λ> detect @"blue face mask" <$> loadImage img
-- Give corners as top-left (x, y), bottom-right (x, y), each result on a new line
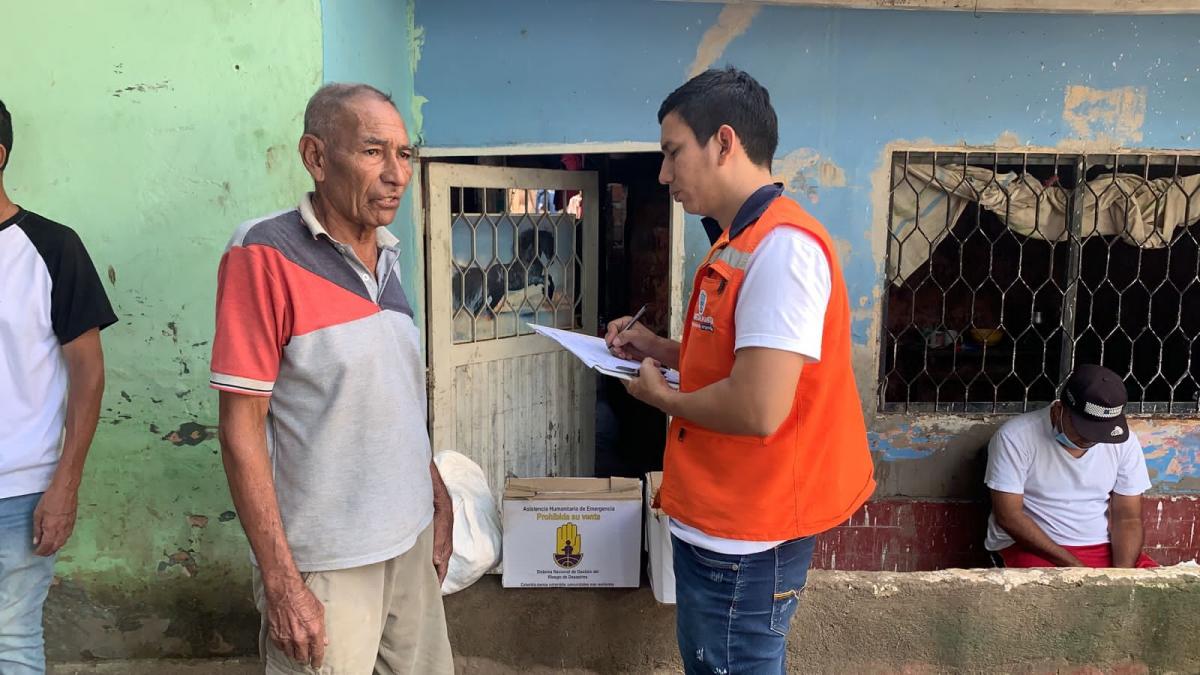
top-left (1056, 429), bottom-right (1084, 451)
top-left (1054, 410), bottom-right (1085, 451)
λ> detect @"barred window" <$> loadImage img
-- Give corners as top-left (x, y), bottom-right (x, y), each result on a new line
top-left (880, 151), bottom-right (1200, 414)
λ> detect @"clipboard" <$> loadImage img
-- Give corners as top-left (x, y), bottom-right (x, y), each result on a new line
top-left (529, 324), bottom-right (680, 390)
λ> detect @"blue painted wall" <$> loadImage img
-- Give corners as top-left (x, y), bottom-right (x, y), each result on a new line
top-left (322, 0), bottom-right (425, 340)
top-left (410, 0), bottom-right (1200, 494)
top-left (416, 3), bottom-right (1200, 146)
top-left (415, 2), bottom-right (1200, 316)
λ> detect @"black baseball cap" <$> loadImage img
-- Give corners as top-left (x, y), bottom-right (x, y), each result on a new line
top-left (1061, 364), bottom-right (1130, 444)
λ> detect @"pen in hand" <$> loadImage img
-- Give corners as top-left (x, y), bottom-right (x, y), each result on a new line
top-left (609, 304), bottom-right (648, 355)
top-left (617, 304), bottom-right (647, 338)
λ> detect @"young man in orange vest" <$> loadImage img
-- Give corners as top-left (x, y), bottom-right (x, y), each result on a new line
top-left (607, 67), bottom-right (876, 673)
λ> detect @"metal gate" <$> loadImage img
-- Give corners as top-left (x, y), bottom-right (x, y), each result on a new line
top-left (425, 162), bottom-right (600, 500)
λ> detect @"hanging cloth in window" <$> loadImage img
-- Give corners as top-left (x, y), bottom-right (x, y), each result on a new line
top-left (889, 164), bottom-right (1200, 285)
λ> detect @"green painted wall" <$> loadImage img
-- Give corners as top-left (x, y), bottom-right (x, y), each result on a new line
top-left (6, 0), bottom-right (321, 616)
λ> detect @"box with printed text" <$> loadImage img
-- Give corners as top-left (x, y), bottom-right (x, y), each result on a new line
top-left (502, 477), bottom-right (642, 588)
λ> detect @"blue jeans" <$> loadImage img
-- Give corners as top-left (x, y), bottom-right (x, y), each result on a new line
top-left (0, 493), bottom-right (56, 675)
top-left (672, 534), bottom-right (816, 675)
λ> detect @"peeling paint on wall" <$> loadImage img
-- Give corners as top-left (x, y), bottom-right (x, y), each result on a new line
top-left (850, 285), bottom-right (882, 351)
top-left (1062, 85), bottom-right (1147, 145)
top-left (820, 160), bottom-right (848, 188)
top-left (995, 130), bottom-right (1023, 147)
top-left (871, 421), bottom-right (961, 460)
top-left (1135, 420), bottom-right (1200, 491)
top-left (687, 4), bottom-right (761, 79)
top-left (774, 148), bottom-right (848, 205)
top-left (831, 236), bottom-right (854, 266)
top-left (776, 148), bottom-right (822, 202)
top-left (162, 422), bottom-right (217, 447)
top-left (407, 0), bottom-right (427, 143)
top-left (158, 549), bottom-right (199, 577)
top-left (111, 81), bottom-right (172, 98)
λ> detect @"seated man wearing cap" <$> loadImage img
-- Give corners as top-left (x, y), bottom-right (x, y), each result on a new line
top-left (985, 364), bottom-right (1157, 568)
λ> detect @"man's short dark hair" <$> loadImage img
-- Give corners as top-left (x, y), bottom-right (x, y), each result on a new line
top-left (0, 99), bottom-right (12, 172)
top-left (303, 83), bottom-right (396, 142)
top-left (657, 67), bottom-right (778, 170)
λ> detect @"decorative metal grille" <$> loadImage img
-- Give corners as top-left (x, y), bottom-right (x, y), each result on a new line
top-left (881, 151), bottom-right (1200, 415)
top-left (450, 187), bottom-right (584, 344)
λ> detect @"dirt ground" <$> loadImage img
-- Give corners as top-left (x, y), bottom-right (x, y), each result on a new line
top-left (51, 661), bottom-right (260, 675)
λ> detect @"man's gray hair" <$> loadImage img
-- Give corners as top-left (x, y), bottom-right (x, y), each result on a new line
top-left (303, 83), bottom-right (396, 141)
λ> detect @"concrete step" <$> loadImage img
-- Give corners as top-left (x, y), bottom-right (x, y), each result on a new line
top-left (47, 567), bottom-right (1200, 673)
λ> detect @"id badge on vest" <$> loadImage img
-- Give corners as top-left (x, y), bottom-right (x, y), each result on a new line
top-left (692, 269), bottom-right (729, 335)
top-left (686, 262), bottom-right (737, 380)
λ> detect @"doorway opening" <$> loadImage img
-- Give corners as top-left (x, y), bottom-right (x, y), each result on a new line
top-left (422, 150), bottom-right (674, 488)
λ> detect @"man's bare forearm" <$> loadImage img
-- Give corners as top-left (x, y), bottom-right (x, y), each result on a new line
top-left (430, 459), bottom-right (451, 510)
top-left (649, 348), bottom-right (804, 438)
top-left (54, 330), bottom-right (106, 489)
top-left (1110, 518), bottom-right (1143, 568)
top-left (218, 394), bottom-right (300, 593)
top-left (657, 377), bottom-right (768, 436)
top-left (998, 510), bottom-right (1082, 566)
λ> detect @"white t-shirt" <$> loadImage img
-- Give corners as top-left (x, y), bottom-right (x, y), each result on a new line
top-left (984, 407), bottom-right (1152, 552)
top-left (1, 210), bottom-right (116, 499)
top-left (669, 227), bottom-right (832, 554)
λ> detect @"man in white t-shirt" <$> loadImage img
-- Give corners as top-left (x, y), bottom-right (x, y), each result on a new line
top-left (985, 364), bottom-right (1157, 568)
top-left (1, 98), bottom-right (116, 673)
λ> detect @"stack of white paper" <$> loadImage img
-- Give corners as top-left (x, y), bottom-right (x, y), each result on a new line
top-left (529, 324), bottom-right (680, 389)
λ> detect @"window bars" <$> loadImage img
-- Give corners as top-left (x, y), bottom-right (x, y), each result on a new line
top-left (449, 187), bottom-right (584, 344)
top-left (881, 151), bottom-right (1200, 415)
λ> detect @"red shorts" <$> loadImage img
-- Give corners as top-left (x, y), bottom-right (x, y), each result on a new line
top-left (998, 542), bottom-right (1158, 568)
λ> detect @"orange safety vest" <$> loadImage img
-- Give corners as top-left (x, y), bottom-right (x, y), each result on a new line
top-left (659, 193), bottom-right (876, 541)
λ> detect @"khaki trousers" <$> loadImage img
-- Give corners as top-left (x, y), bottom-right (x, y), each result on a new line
top-left (253, 524), bottom-right (453, 674)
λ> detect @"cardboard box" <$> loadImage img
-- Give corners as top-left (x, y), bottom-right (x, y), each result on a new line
top-left (644, 471), bottom-right (676, 604)
top-left (502, 477), bottom-right (642, 588)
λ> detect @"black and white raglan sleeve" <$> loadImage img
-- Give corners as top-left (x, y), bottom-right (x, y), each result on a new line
top-left (20, 217), bottom-right (118, 344)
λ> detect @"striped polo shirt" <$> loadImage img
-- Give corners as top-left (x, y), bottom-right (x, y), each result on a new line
top-left (210, 194), bottom-right (433, 571)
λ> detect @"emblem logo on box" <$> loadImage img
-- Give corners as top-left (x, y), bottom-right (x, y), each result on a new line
top-left (554, 522), bottom-right (583, 569)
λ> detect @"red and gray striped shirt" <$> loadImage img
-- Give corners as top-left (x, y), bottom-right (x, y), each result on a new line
top-left (210, 194), bottom-right (433, 571)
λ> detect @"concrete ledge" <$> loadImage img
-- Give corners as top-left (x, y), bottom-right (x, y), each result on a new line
top-left (798, 567), bottom-right (1200, 674)
top-left (49, 567), bottom-right (1200, 673)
